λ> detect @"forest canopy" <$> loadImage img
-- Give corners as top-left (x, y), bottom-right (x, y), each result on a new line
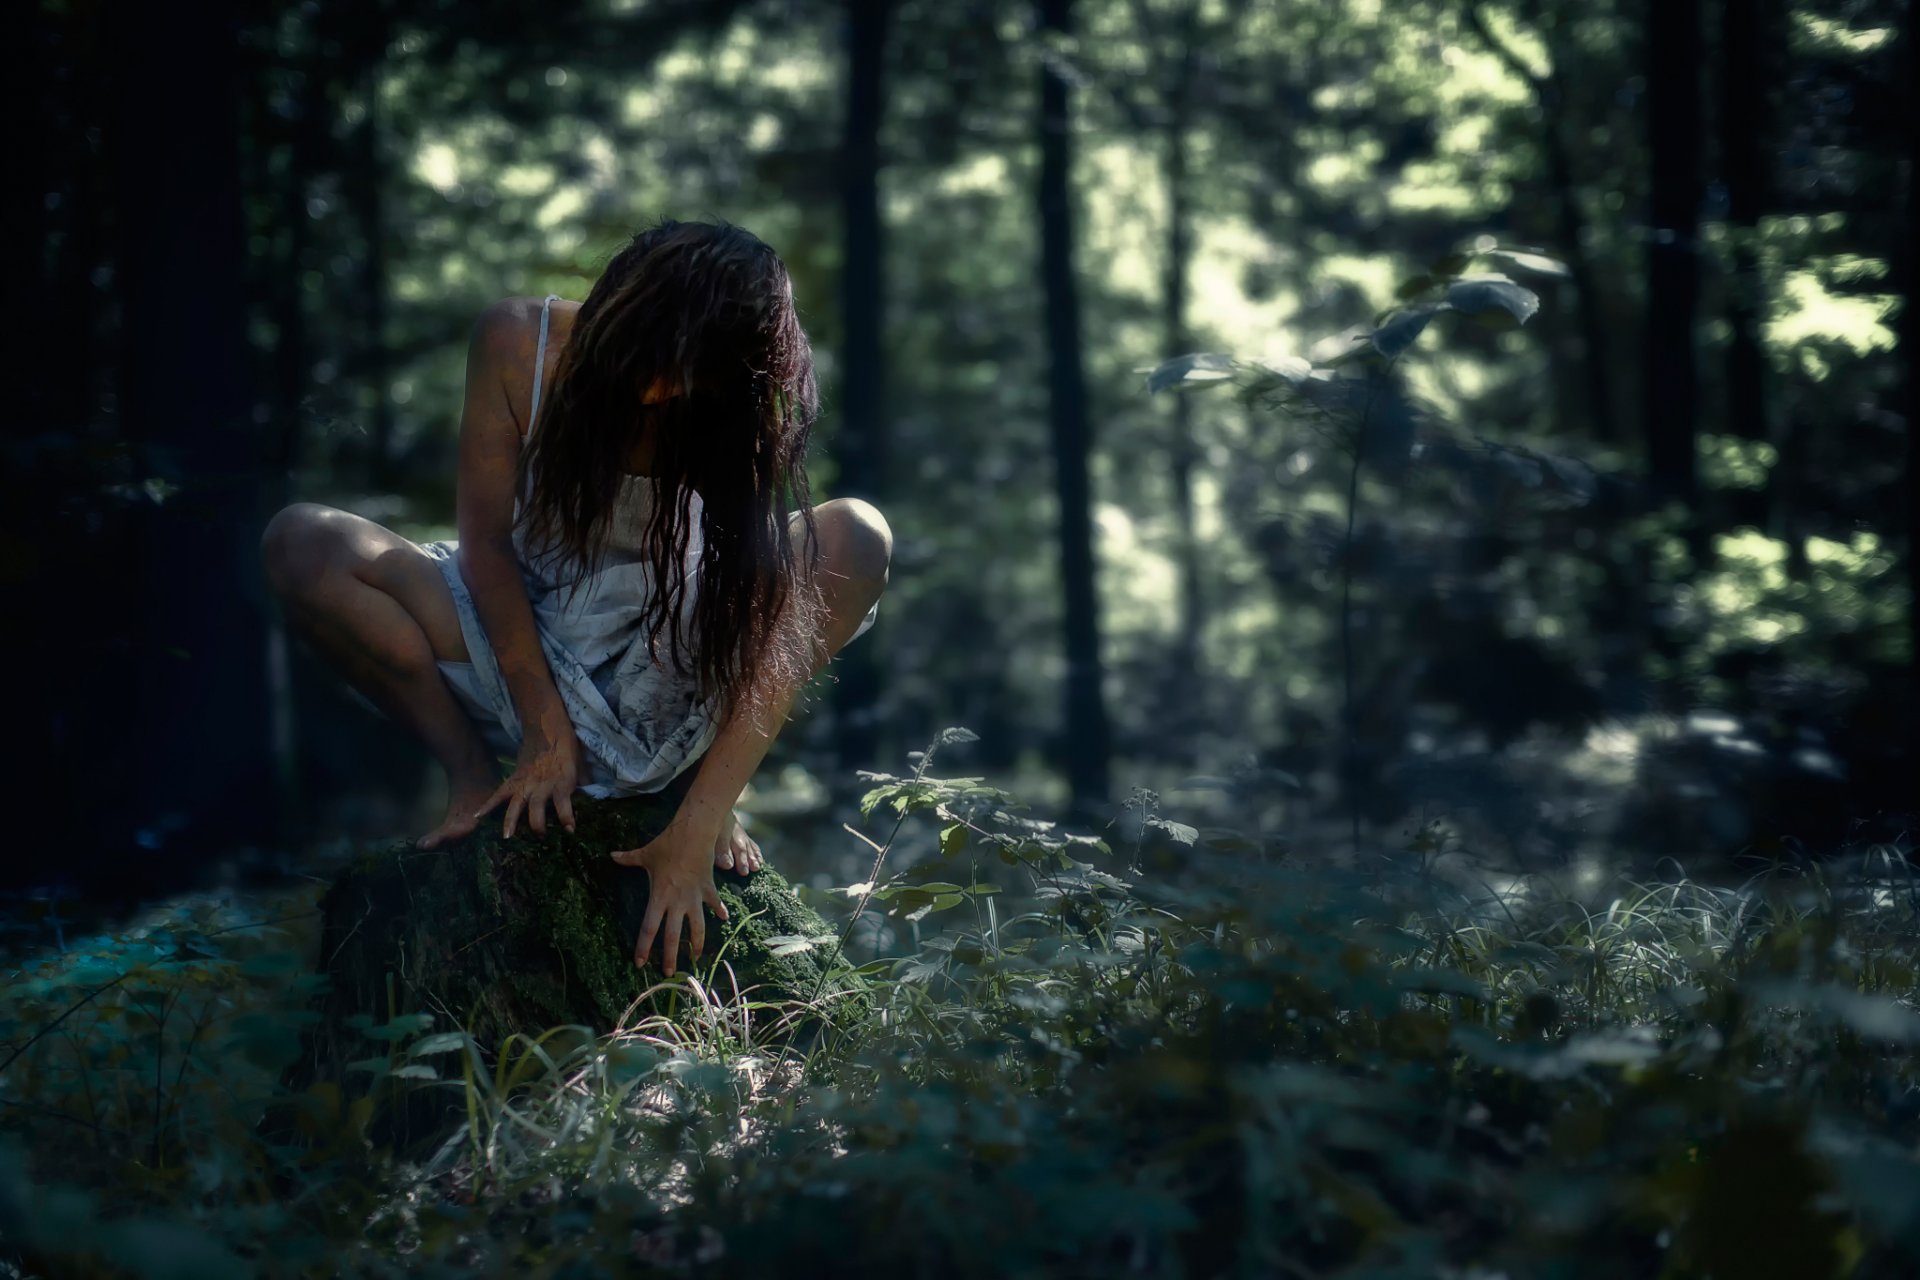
top-left (2, 0), bottom-right (1915, 1274)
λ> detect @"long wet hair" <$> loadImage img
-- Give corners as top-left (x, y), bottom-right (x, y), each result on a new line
top-left (515, 219), bottom-right (823, 723)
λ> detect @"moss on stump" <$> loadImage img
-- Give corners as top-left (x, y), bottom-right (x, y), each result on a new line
top-left (307, 781), bottom-right (861, 1092)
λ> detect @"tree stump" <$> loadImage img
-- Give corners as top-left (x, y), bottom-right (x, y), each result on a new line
top-left (301, 778), bottom-right (861, 1129)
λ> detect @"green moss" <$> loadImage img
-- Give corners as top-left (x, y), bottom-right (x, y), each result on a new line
top-left (306, 788), bottom-right (865, 1103)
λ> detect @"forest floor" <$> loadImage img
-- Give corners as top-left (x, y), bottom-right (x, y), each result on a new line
top-left (4, 755), bottom-right (1919, 1277)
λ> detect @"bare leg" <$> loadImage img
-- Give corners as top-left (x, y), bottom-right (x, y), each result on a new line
top-left (261, 503), bottom-right (503, 848)
top-left (712, 497), bottom-right (893, 875)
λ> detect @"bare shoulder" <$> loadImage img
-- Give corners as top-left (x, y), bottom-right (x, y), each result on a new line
top-left (466, 295), bottom-right (578, 437)
top-left (469, 296), bottom-right (536, 358)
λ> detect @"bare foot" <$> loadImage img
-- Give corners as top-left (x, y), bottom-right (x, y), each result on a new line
top-left (713, 812), bottom-right (762, 875)
top-left (417, 778), bottom-right (499, 850)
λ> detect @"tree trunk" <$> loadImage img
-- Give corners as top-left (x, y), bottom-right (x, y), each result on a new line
top-left (1037, 0), bottom-right (1112, 813)
top-left (832, 0), bottom-right (892, 773)
top-left (1645, 0), bottom-right (1703, 509)
top-left (1478, 1), bottom-right (1620, 444)
top-left (303, 784), bottom-right (864, 1146)
top-left (1901, 5), bottom-right (1919, 774)
top-left (345, 2), bottom-right (395, 489)
top-left (1161, 27), bottom-right (1204, 696)
top-left (1538, 81), bottom-right (1618, 445)
top-left (260, 15), bottom-right (331, 833)
top-left (1722, 0), bottom-right (1778, 530)
top-left (108, 0), bottom-right (280, 873)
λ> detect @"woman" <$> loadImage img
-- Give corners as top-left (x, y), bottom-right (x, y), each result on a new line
top-left (261, 219), bottom-right (891, 975)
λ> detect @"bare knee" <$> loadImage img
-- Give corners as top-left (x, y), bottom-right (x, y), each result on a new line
top-left (261, 502), bottom-right (350, 602)
top-left (812, 498), bottom-right (892, 601)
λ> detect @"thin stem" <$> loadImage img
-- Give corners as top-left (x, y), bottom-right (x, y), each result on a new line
top-left (776, 741), bottom-right (943, 1073)
top-left (1339, 357), bottom-right (1399, 860)
top-left (0, 970), bottom-right (133, 1080)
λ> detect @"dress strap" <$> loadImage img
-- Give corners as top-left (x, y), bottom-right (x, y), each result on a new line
top-left (528, 293), bottom-right (562, 435)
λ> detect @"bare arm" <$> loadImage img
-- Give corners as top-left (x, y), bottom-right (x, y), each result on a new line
top-left (454, 299), bottom-right (584, 837)
top-left (614, 533), bottom-right (883, 974)
top-left (609, 640), bottom-right (815, 976)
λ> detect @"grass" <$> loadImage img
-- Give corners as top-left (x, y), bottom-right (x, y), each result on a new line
top-left (2, 752), bottom-right (1918, 1278)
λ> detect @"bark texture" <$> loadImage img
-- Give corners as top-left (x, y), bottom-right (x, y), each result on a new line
top-left (302, 784), bottom-right (863, 1127)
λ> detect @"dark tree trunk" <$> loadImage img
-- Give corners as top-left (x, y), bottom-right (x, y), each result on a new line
top-left (345, 3), bottom-right (395, 489)
top-left (1538, 81), bottom-right (1618, 445)
top-left (300, 785), bottom-right (865, 1148)
top-left (1645, 0), bottom-right (1703, 508)
top-left (832, 0), bottom-right (892, 773)
top-left (1464, 3), bottom-right (1618, 443)
top-left (1902, 5), bottom-right (1920, 771)
top-left (1722, 0), bottom-right (1779, 530)
top-left (1161, 24), bottom-right (1204, 689)
top-left (259, 13), bottom-right (334, 832)
top-left (1037, 0), bottom-right (1112, 812)
top-left (4, 5), bottom-right (55, 421)
top-left (108, 0), bottom-right (279, 872)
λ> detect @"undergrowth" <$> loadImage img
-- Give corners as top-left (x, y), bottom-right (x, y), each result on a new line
top-left (3, 732), bottom-right (1919, 1277)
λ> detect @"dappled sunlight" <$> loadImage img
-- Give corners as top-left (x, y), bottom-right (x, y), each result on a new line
top-left (11, 0), bottom-right (1915, 1270)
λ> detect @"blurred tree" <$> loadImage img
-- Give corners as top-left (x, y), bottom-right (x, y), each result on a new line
top-left (1720, 0), bottom-right (1780, 500)
top-left (109, 0), bottom-right (279, 871)
top-left (1038, 0), bottom-right (1111, 812)
top-left (1116, 0), bottom-right (1210, 686)
top-left (1462, 0), bottom-right (1621, 444)
top-left (831, 0), bottom-right (895, 772)
top-left (1902, 0), bottom-right (1919, 754)
top-left (345, 0), bottom-right (397, 489)
top-left (1646, 0), bottom-right (1702, 508)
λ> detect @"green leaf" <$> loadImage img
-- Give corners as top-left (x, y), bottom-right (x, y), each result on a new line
top-left (904, 893), bottom-right (966, 924)
top-left (1444, 275), bottom-right (1540, 325)
top-left (1371, 306), bottom-right (1442, 359)
top-left (237, 951), bottom-right (304, 978)
top-left (939, 822), bottom-right (970, 857)
top-left (359, 1012), bottom-right (435, 1042)
top-left (1749, 981), bottom-right (1920, 1044)
top-left (407, 1032), bottom-right (471, 1057)
top-left (1395, 272), bottom-right (1437, 300)
top-left (1483, 247), bottom-right (1570, 278)
top-left (1145, 352), bottom-right (1237, 393)
top-left (765, 933), bottom-right (838, 958)
top-left (1146, 818), bottom-right (1199, 847)
top-left (1390, 968), bottom-right (1490, 1001)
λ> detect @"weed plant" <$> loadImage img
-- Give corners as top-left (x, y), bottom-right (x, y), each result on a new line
top-left (3, 731), bottom-right (1918, 1277)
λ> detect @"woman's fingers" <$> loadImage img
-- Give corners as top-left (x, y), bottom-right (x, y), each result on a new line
top-left (527, 788), bottom-right (550, 837)
top-left (660, 909), bottom-right (685, 976)
top-left (610, 844), bottom-right (642, 867)
top-left (687, 906), bottom-right (706, 965)
top-left (555, 790), bottom-right (576, 835)
top-left (502, 790), bottom-right (526, 840)
top-left (702, 881), bottom-right (728, 922)
top-left (635, 896), bottom-right (665, 970)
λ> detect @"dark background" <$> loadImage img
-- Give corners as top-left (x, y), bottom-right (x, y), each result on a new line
top-left (5, 0), bottom-right (1913, 898)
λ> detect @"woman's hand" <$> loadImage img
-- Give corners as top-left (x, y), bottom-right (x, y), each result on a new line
top-left (475, 716), bottom-right (586, 839)
top-left (611, 821), bottom-right (730, 975)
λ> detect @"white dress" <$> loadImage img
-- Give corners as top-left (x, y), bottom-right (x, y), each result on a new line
top-left (418, 294), bottom-right (876, 797)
